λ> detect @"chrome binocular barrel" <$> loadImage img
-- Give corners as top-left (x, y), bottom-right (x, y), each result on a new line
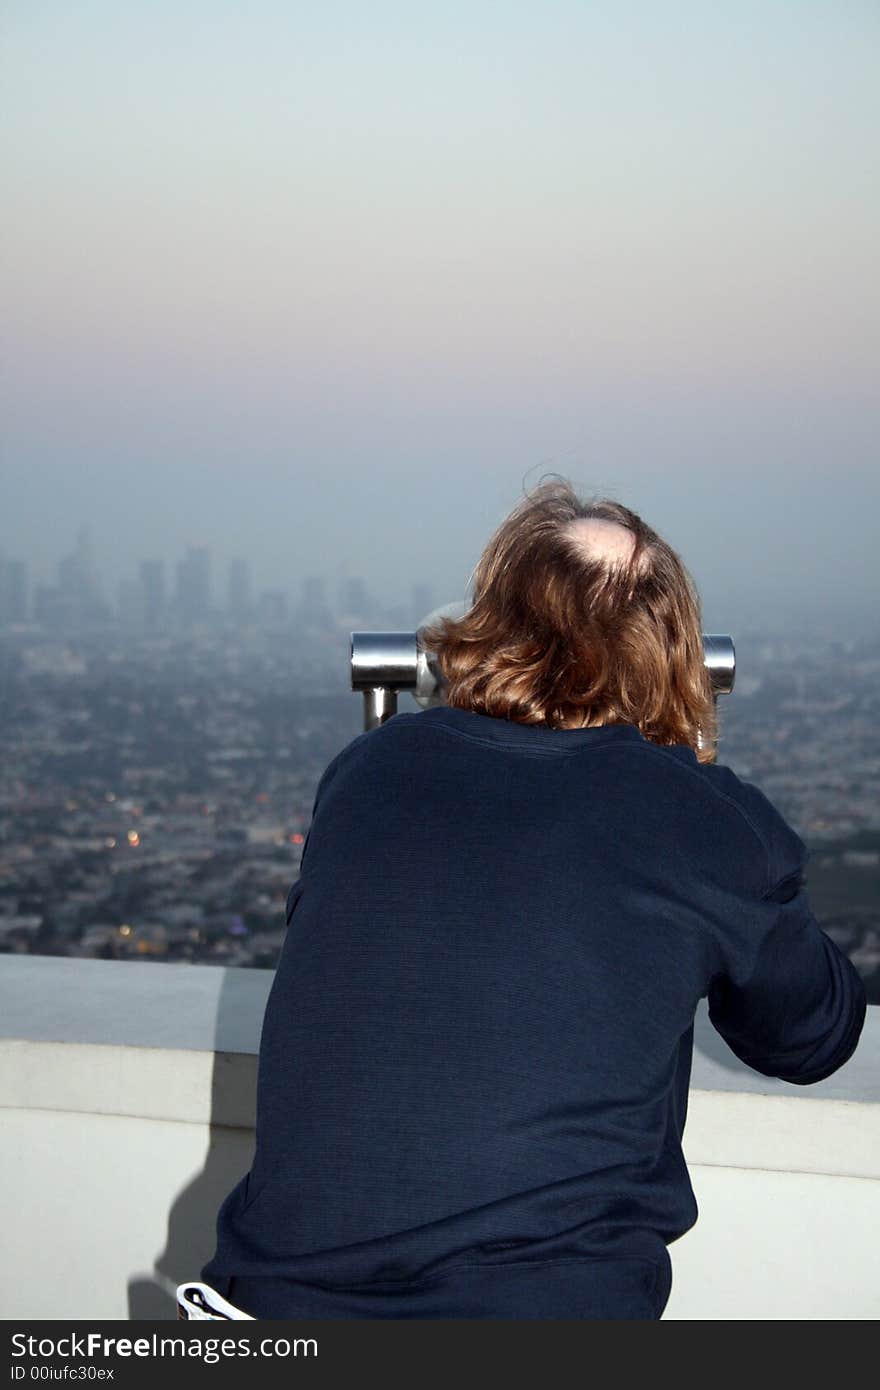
top-left (351, 605), bottom-right (735, 761)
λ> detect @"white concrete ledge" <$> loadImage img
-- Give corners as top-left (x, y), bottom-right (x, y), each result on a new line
top-left (685, 1090), bottom-right (878, 1180)
top-left (0, 1040), bottom-right (258, 1129)
top-left (0, 955), bottom-right (271, 1054)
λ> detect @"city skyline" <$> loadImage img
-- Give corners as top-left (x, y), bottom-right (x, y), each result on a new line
top-left (3, 508), bottom-right (873, 636)
top-left (1, 514), bottom-right (876, 642)
top-left (0, 523), bottom-right (437, 634)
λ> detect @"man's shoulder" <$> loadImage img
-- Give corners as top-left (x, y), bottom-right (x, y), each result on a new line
top-left (682, 755), bottom-right (808, 893)
top-left (312, 716), bottom-right (417, 806)
top-left (613, 738), bottom-right (807, 896)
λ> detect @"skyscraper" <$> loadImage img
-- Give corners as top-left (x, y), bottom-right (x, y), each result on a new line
top-left (56, 525), bottom-right (107, 625)
top-left (139, 560), bottom-right (166, 635)
top-left (175, 544), bottom-right (212, 627)
top-left (337, 575), bottom-right (371, 626)
top-left (296, 575), bottom-right (332, 631)
top-left (256, 589), bottom-right (288, 628)
top-left (227, 558), bottom-right (252, 622)
top-left (8, 560), bottom-right (28, 623)
top-left (117, 577), bottom-right (145, 631)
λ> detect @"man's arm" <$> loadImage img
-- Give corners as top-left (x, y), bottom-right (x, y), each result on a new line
top-left (283, 734), bottom-right (371, 924)
top-left (707, 866), bottom-right (867, 1085)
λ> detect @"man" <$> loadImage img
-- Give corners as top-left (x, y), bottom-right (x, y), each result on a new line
top-left (200, 479), bottom-right (866, 1319)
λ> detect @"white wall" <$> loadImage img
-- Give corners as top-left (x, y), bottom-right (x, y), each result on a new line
top-left (0, 1106), bottom-right (252, 1320)
top-left (666, 1166), bottom-right (879, 1319)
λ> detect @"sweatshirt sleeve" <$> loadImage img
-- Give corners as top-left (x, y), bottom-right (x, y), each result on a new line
top-left (707, 817), bottom-right (867, 1086)
top-left (284, 732), bottom-right (373, 924)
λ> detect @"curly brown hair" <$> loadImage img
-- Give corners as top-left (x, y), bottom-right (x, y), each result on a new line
top-left (418, 476), bottom-right (719, 764)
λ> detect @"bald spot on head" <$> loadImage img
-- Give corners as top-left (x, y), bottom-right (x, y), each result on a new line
top-left (562, 517), bottom-right (645, 573)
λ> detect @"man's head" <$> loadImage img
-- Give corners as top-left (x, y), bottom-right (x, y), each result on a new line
top-left (419, 476), bottom-right (717, 762)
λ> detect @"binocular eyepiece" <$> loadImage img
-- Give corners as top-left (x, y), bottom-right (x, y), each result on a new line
top-left (351, 602), bottom-right (735, 760)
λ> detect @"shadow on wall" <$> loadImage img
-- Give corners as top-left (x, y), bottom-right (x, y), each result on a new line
top-left (127, 968), bottom-right (263, 1320)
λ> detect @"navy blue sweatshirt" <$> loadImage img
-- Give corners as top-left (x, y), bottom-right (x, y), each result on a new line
top-left (202, 705), bottom-right (866, 1319)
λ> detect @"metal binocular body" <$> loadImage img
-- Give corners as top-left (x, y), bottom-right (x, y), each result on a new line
top-left (351, 602), bottom-right (735, 763)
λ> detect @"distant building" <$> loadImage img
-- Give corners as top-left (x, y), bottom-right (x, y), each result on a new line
top-left (56, 525), bottom-right (107, 626)
top-left (175, 544), bottom-right (212, 626)
top-left (227, 558), bottom-right (253, 622)
top-left (296, 575), bottom-right (332, 631)
top-left (256, 590), bottom-right (289, 628)
top-left (139, 560), bottom-right (167, 635)
top-left (0, 556), bottom-right (29, 625)
top-left (337, 575), bottom-right (371, 626)
top-left (117, 578), bottom-right (145, 631)
top-left (33, 582), bottom-right (79, 633)
top-left (8, 560), bottom-right (28, 622)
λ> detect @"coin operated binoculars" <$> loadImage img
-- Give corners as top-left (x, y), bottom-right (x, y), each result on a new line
top-left (351, 602), bottom-right (735, 763)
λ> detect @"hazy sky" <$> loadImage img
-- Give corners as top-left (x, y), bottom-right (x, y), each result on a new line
top-left (3, 2), bottom-right (878, 629)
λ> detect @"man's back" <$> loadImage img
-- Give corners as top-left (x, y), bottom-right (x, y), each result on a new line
top-left (201, 704), bottom-right (866, 1318)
